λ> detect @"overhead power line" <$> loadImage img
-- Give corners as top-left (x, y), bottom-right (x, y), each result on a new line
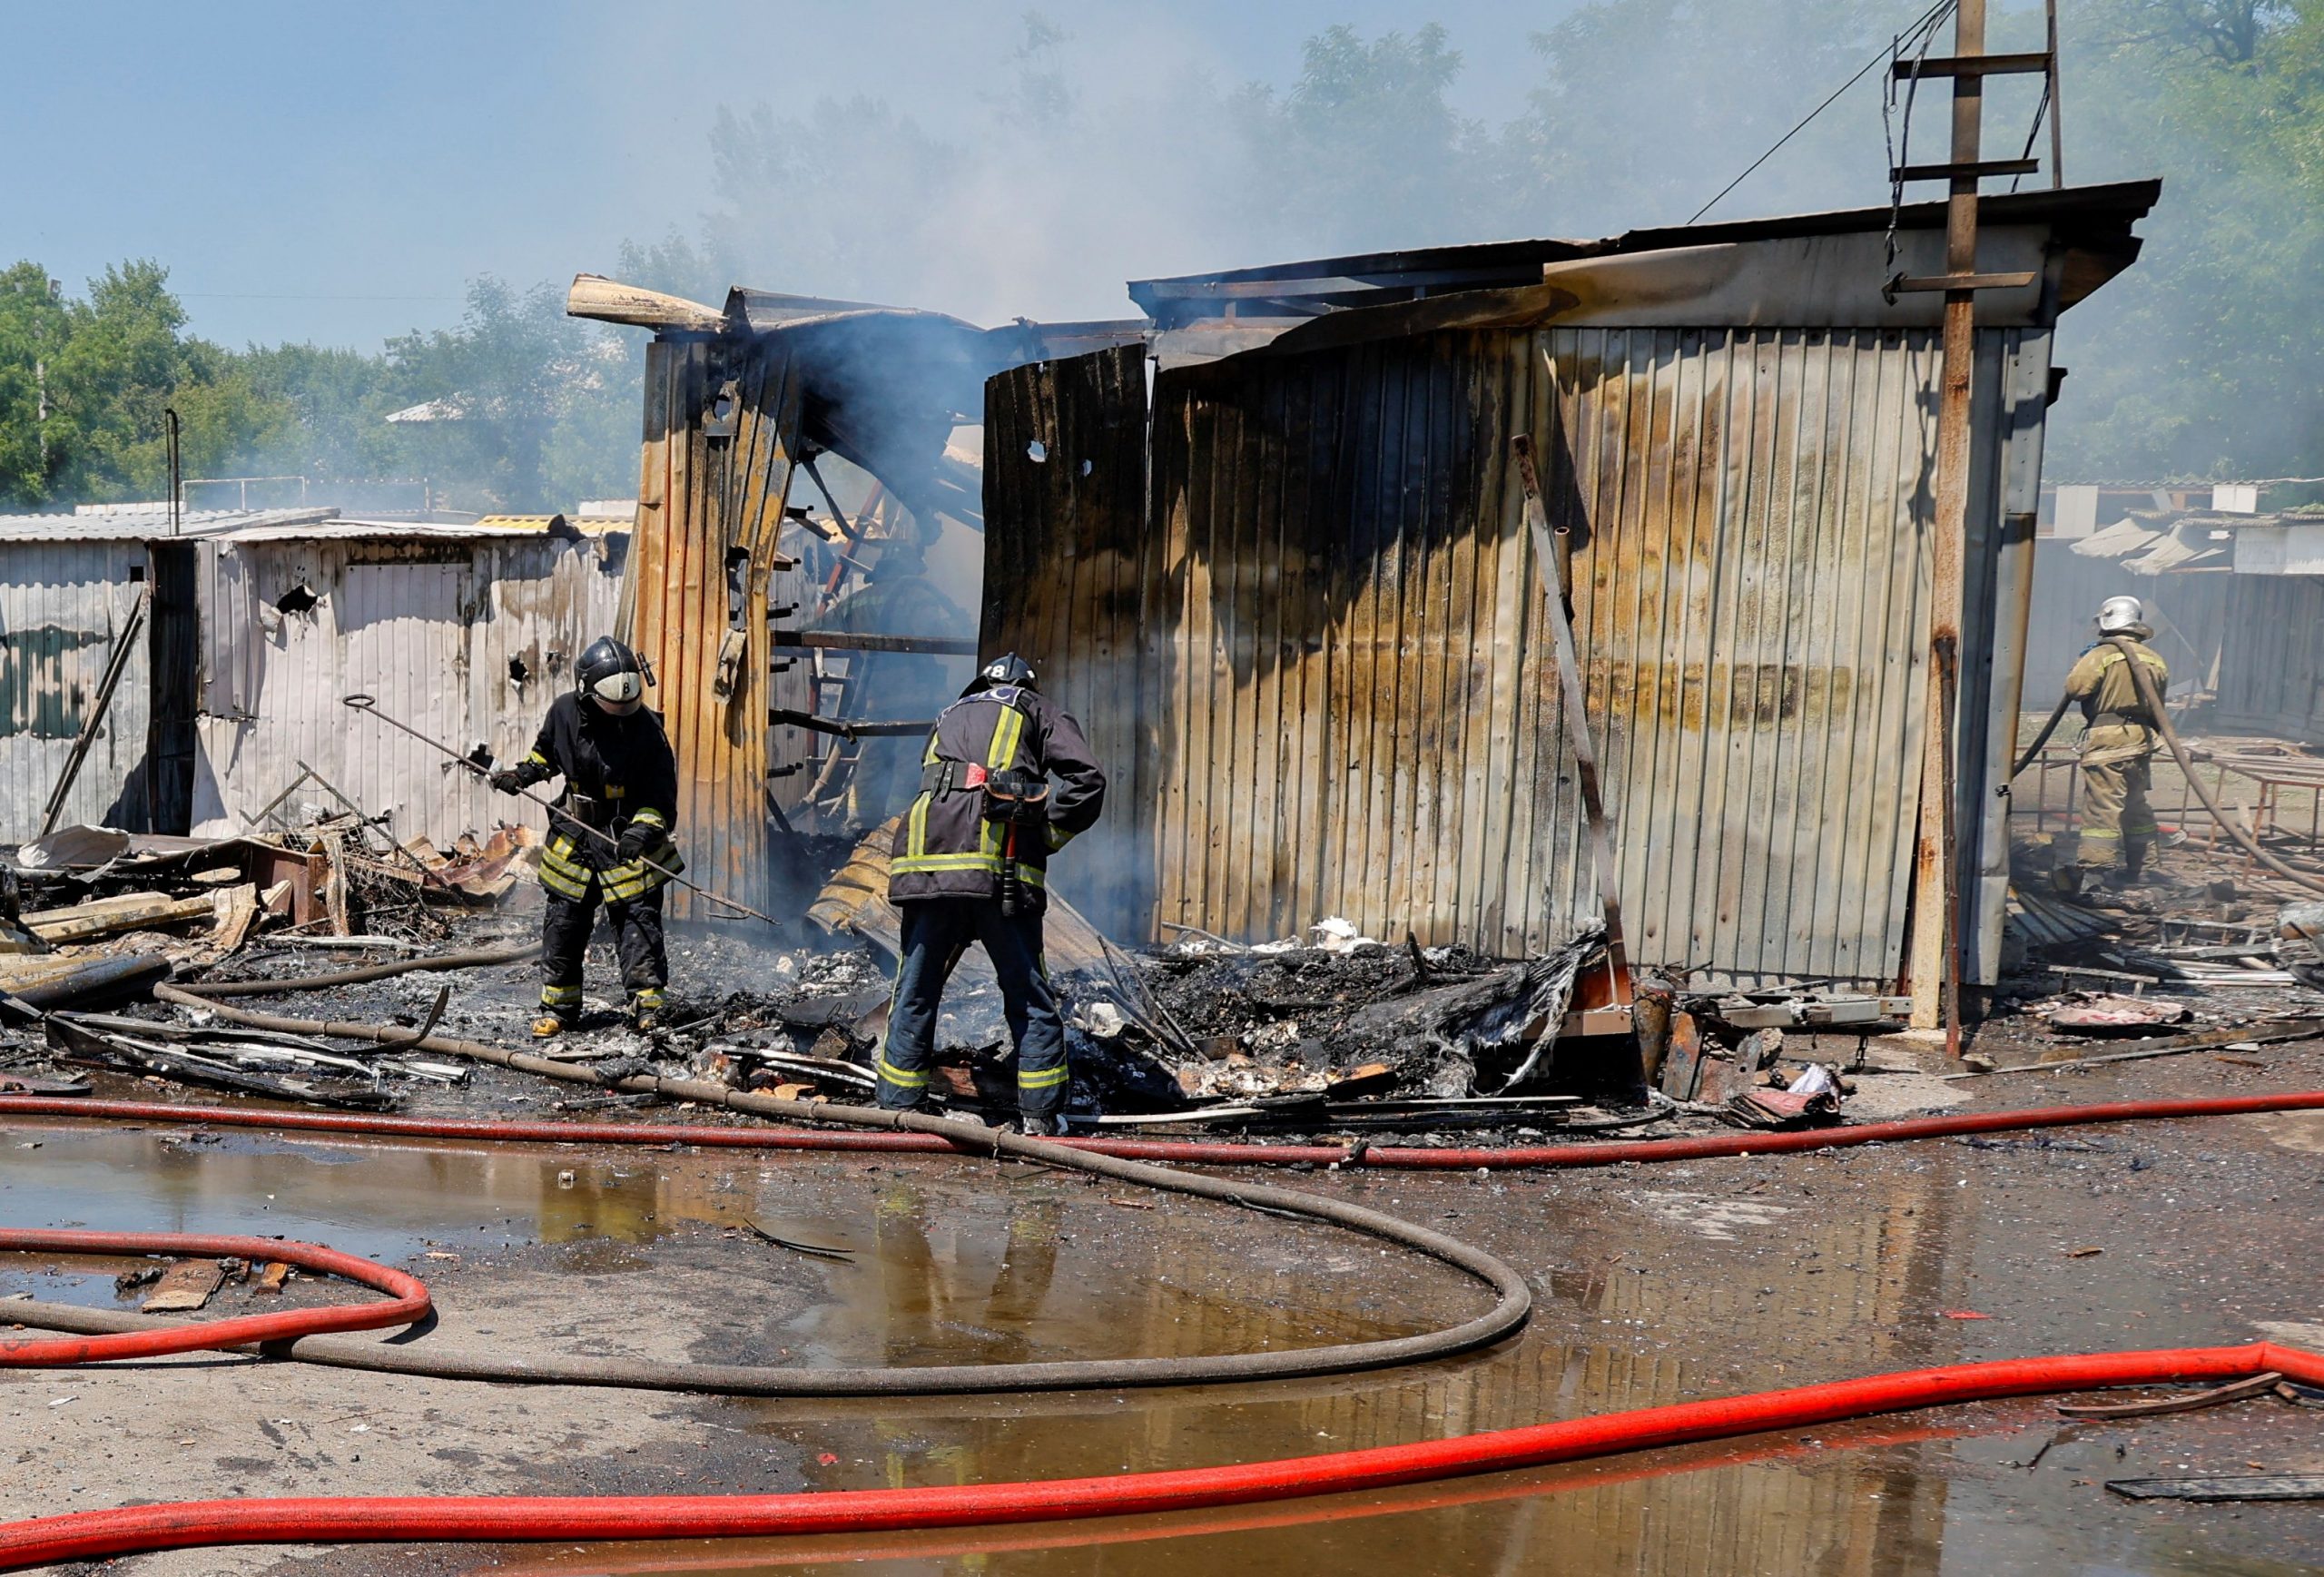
top-left (1688, 0), bottom-right (1957, 225)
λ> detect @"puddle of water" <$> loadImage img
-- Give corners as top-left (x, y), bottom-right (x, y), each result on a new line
top-left (5, 1125), bottom-right (2315, 1577)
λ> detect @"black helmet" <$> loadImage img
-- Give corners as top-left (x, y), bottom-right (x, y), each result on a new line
top-left (963, 651), bottom-right (1037, 696)
top-left (576, 636), bottom-right (645, 715)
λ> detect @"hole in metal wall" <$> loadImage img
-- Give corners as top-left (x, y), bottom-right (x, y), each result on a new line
top-left (508, 656), bottom-right (530, 685)
top-left (274, 583), bottom-right (319, 616)
top-left (1027, 440), bottom-right (1048, 463)
top-left (1080, 458), bottom-right (1093, 477)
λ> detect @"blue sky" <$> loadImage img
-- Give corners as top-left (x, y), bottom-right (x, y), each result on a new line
top-left (8, 1), bottom-right (1584, 352)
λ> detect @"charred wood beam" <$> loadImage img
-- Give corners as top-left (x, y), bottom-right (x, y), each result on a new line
top-left (769, 631), bottom-right (979, 656)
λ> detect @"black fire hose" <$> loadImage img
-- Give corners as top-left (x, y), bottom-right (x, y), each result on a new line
top-left (2008, 690), bottom-right (2075, 781)
top-left (2104, 636), bottom-right (2324, 896)
top-left (143, 985), bottom-right (1532, 1395)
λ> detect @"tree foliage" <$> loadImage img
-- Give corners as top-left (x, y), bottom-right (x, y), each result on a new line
top-left (0, 264), bottom-right (633, 514)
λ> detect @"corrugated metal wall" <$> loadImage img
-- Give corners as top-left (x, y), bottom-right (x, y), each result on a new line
top-left (980, 346), bottom-right (1153, 937)
top-left (2211, 573), bottom-right (2324, 741)
top-left (990, 326), bottom-right (2058, 987)
top-left (623, 337), bottom-right (802, 920)
top-left (0, 541), bottom-right (153, 840)
top-left (191, 534), bottom-right (623, 847)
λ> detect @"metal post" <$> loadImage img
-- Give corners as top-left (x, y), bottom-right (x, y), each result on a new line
top-left (1909, 0), bottom-right (1986, 1053)
top-left (2045, 0), bottom-right (2064, 190)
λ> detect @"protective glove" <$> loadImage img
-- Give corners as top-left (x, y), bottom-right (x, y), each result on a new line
top-left (489, 766), bottom-right (531, 795)
top-left (616, 823), bottom-right (655, 863)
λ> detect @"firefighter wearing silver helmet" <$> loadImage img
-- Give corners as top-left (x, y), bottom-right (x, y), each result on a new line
top-left (2058, 596), bottom-right (2170, 889)
top-left (490, 636), bottom-right (684, 1033)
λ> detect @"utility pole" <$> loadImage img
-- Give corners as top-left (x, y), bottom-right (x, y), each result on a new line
top-left (1892, 0), bottom-right (2052, 1053)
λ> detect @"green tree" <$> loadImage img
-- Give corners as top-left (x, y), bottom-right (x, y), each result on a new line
top-left (0, 262), bottom-right (70, 507)
top-left (376, 276), bottom-right (631, 512)
top-left (1234, 24), bottom-right (1499, 251)
top-left (2047, 0), bottom-right (2324, 478)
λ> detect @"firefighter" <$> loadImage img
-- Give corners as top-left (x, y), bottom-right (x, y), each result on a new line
top-left (877, 653), bottom-right (1105, 1135)
top-left (2060, 595), bottom-right (2170, 890)
top-left (490, 636), bottom-right (684, 1035)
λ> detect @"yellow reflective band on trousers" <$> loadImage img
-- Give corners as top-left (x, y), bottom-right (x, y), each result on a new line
top-left (540, 832), bottom-right (682, 902)
top-left (539, 983), bottom-right (583, 1007)
top-left (876, 1057), bottom-right (929, 1088)
top-left (1018, 1065), bottom-right (1069, 1089)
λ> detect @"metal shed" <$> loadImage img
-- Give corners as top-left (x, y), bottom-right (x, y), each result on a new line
top-left (979, 183), bottom-right (2158, 990)
top-left (189, 517), bottom-right (627, 848)
top-left (0, 508), bottom-right (330, 842)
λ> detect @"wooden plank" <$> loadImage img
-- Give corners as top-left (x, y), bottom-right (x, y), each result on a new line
top-left (25, 892), bottom-right (216, 944)
top-left (566, 274), bottom-right (725, 333)
top-left (142, 1257), bottom-right (227, 1313)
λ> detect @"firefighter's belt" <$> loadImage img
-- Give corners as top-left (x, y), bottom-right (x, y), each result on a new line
top-left (561, 793), bottom-right (615, 833)
top-left (2092, 711), bottom-right (2154, 729)
top-left (921, 760), bottom-right (990, 797)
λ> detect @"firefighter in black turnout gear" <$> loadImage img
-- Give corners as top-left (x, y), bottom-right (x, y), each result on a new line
top-left (491, 636), bottom-right (684, 1036)
top-left (879, 653), bottom-right (1105, 1134)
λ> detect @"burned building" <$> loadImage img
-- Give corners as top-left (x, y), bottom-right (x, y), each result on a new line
top-left (0, 508), bottom-right (625, 849)
top-left (579, 182), bottom-right (2157, 995)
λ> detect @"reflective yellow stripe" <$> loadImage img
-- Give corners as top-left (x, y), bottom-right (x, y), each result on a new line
top-left (540, 984), bottom-right (583, 1006)
top-left (1045, 823), bottom-right (1074, 852)
top-left (631, 807), bottom-right (667, 828)
top-left (907, 792), bottom-right (931, 859)
top-left (986, 705), bottom-right (1024, 770)
top-left (876, 1058), bottom-right (929, 1088)
top-left (1017, 1066), bottom-right (1069, 1089)
top-left (525, 748), bottom-right (551, 768)
top-left (892, 853), bottom-right (1002, 874)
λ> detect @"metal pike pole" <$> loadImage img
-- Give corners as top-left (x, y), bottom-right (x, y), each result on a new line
top-left (340, 695), bottom-right (786, 932)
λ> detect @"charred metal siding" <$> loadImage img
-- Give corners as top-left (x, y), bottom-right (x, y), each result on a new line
top-left (992, 326), bottom-right (2053, 988)
top-left (622, 338), bottom-right (803, 921)
top-left (191, 531), bottom-right (624, 847)
top-left (980, 346), bottom-right (1153, 937)
top-left (0, 540), bottom-right (153, 839)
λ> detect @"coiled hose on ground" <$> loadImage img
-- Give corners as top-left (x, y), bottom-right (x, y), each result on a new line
top-left (0, 975), bottom-right (2319, 1562)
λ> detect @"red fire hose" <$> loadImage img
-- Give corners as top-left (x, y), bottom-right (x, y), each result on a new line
top-left (0, 1340), bottom-right (2316, 1570)
top-left (0, 1229), bottom-right (428, 1365)
top-left (6, 1088), bottom-right (2324, 1168)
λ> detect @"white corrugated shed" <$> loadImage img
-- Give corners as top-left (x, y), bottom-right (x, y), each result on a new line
top-left (190, 522), bottom-right (626, 847)
top-left (0, 538), bottom-right (153, 837)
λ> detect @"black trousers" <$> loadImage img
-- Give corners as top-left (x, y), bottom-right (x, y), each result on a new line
top-left (540, 882), bottom-right (667, 1015)
top-left (875, 897), bottom-right (1068, 1117)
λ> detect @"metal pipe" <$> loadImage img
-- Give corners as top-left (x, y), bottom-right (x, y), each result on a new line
top-left (173, 944), bottom-right (538, 999)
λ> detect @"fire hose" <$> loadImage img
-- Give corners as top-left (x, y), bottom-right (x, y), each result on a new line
top-left (5, 1004), bottom-right (2324, 1561)
top-left (2101, 635), bottom-right (2324, 895)
top-left (0, 1333), bottom-right (2315, 1570)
